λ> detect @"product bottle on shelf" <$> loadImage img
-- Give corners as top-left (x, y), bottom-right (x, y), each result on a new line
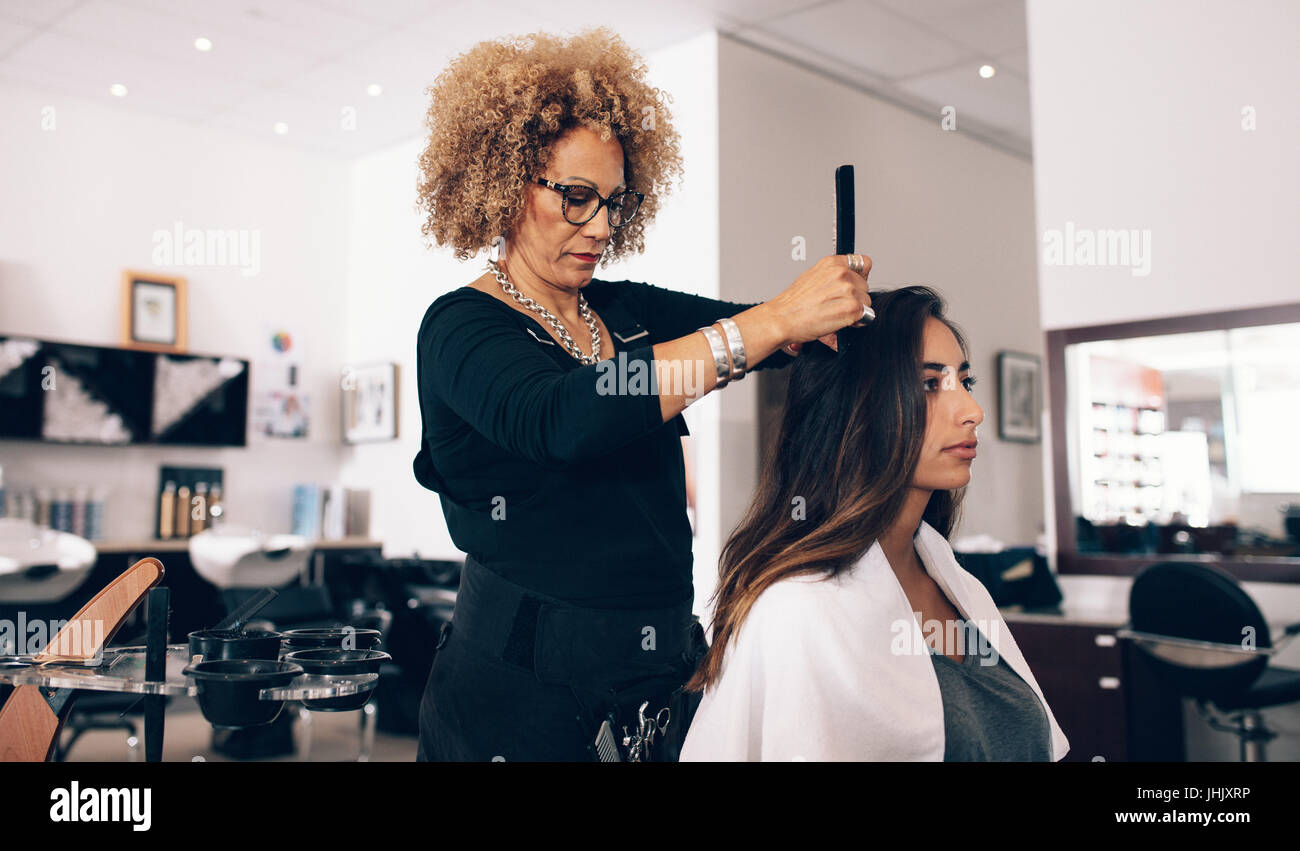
top-left (11, 487), bottom-right (29, 521)
top-left (71, 486), bottom-right (88, 538)
top-left (48, 488), bottom-right (61, 530)
top-left (35, 487), bottom-right (51, 528)
top-left (175, 484), bottom-right (191, 537)
top-left (159, 481), bottom-right (176, 540)
top-left (50, 488), bottom-right (72, 532)
top-left (208, 482), bottom-right (224, 526)
top-left (192, 482), bottom-right (208, 534)
top-left (86, 487), bottom-right (106, 542)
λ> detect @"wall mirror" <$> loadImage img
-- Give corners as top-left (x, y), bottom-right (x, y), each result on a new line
top-left (1047, 303), bottom-right (1300, 583)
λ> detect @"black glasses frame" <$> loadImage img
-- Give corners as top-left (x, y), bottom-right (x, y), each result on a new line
top-left (534, 177), bottom-right (644, 228)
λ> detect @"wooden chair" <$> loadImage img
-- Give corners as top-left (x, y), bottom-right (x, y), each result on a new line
top-left (0, 558), bottom-right (164, 761)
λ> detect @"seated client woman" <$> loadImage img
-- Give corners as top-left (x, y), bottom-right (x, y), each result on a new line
top-left (679, 285), bottom-right (1070, 761)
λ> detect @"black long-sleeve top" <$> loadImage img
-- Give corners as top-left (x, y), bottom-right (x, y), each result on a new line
top-left (413, 278), bottom-right (795, 609)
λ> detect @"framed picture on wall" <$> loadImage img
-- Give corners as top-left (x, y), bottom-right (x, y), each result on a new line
top-left (121, 270), bottom-right (187, 353)
top-left (342, 362), bottom-right (399, 443)
top-left (997, 350), bottom-right (1041, 443)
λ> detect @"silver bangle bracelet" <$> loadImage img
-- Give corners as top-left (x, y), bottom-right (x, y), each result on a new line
top-left (715, 317), bottom-right (746, 381)
top-left (698, 325), bottom-right (731, 389)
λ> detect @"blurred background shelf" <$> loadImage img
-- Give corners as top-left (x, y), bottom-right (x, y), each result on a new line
top-left (94, 537), bottom-right (382, 555)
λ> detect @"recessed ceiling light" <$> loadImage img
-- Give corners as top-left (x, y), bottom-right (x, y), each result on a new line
top-left (194, 37), bottom-right (213, 52)
top-left (273, 122), bottom-right (288, 135)
top-left (979, 64), bottom-right (996, 79)
top-left (366, 83), bottom-right (382, 97)
top-left (110, 83), bottom-right (128, 97)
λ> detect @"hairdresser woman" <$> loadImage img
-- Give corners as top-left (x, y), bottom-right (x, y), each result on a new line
top-left (411, 28), bottom-right (873, 762)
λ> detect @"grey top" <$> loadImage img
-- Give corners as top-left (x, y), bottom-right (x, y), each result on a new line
top-left (926, 620), bottom-right (1053, 761)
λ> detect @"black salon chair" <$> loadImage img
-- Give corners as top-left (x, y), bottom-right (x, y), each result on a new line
top-left (1118, 562), bottom-right (1300, 761)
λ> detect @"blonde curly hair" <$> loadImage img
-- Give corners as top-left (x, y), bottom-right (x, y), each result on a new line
top-left (416, 28), bottom-right (684, 265)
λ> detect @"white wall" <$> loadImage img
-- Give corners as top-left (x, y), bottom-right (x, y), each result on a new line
top-left (1027, 0), bottom-right (1300, 760)
top-left (1029, 0), bottom-right (1299, 330)
top-left (336, 134), bottom-right (453, 559)
top-left (715, 34), bottom-right (1046, 558)
top-left (0, 82), bottom-right (352, 541)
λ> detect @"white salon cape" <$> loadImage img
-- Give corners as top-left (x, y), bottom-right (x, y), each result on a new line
top-left (680, 519), bottom-right (1070, 761)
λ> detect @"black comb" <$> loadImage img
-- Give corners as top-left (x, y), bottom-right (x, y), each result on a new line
top-left (834, 164), bottom-right (858, 355)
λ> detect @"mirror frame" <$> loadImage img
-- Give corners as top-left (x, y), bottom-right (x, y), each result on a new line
top-left (1046, 300), bottom-right (1300, 584)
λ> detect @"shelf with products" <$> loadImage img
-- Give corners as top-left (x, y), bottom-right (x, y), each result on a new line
top-left (0, 482), bottom-right (110, 541)
top-left (1080, 357), bottom-right (1168, 525)
top-left (154, 465), bottom-right (223, 541)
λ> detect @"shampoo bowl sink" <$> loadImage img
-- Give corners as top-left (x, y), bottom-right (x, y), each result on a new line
top-left (188, 526), bottom-right (310, 589)
top-left (0, 518), bottom-right (97, 604)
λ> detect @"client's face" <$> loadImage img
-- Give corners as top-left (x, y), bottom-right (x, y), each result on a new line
top-left (912, 317), bottom-right (984, 491)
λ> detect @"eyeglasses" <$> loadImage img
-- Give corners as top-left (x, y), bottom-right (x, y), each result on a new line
top-left (534, 177), bottom-right (644, 228)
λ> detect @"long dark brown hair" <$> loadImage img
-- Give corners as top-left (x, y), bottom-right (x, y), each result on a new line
top-left (684, 285), bottom-right (970, 693)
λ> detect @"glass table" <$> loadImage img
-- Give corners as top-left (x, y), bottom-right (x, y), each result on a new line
top-left (0, 645), bottom-right (378, 699)
top-left (0, 644), bottom-right (378, 761)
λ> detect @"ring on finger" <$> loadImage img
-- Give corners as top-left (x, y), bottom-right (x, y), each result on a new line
top-left (845, 253), bottom-right (864, 274)
top-left (851, 303), bottom-right (876, 326)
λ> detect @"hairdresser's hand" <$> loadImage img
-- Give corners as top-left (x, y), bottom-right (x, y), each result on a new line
top-left (764, 253), bottom-right (872, 354)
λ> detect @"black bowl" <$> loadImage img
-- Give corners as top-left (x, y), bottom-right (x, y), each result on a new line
top-left (280, 627), bottom-right (382, 651)
top-left (183, 659), bottom-right (303, 729)
top-left (281, 649), bottom-right (390, 711)
top-left (188, 628), bottom-right (283, 662)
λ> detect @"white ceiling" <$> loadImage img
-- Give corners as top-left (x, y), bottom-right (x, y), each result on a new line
top-left (0, 0), bottom-right (1032, 159)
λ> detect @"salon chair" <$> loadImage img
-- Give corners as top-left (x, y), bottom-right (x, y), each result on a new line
top-left (1119, 562), bottom-right (1300, 761)
top-left (335, 553), bottom-right (460, 736)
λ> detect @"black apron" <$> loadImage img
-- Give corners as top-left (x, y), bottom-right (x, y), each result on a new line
top-left (415, 287), bottom-right (707, 761)
top-left (417, 555), bottom-right (708, 761)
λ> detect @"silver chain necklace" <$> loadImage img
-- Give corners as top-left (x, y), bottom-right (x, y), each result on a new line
top-left (487, 259), bottom-right (602, 365)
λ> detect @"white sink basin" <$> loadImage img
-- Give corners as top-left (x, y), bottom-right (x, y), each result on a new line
top-left (0, 518), bottom-right (98, 603)
top-left (188, 526), bottom-right (310, 589)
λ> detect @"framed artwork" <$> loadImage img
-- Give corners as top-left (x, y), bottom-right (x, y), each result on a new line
top-left (997, 351), bottom-right (1041, 443)
top-left (251, 324), bottom-right (311, 440)
top-left (121, 270), bottom-right (187, 353)
top-left (342, 362), bottom-right (399, 443)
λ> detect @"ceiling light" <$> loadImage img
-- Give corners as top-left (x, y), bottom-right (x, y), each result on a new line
top-left (273, 122), bottom-right (288, 135)
top-left (194, 37), bottom-right (213, 52)
top-left (366, 83), bottom-right (382, 97)
top-left (978, 64), bottom-right (996, 79)
top-left (110, 83), bottom-right (128, 97)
